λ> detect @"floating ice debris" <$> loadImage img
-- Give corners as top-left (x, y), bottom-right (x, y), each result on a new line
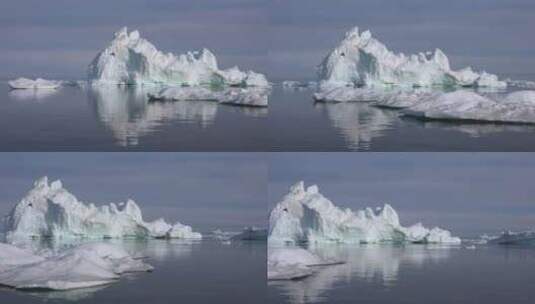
top-left (487, 230), bottom-right (535, 245)
top-left (231, 227), bottom-right (268, 241)
top-left (268, 247), bottom-right (343, 280)
top-left (506, 79), bottom-right (535, 89)
top-left (318, 27), bottom-right (506, 88)
top-left (268, 181), bottom-right (461, 244)
top-left (0, 242), bottom-right (152, 290)
top-left (371, 89), bottom-right (442, 109)
top-left (403, 90), bottom-right (535, 124)
top-left (88, 27), bottom-right (268, 87)
top-left (8, 78), bottom-right (61, 90)
top-left (313, 85), bottom-right (385, 102)
top-left (148, 86), bottom-right (269, 107)
top-left (3, 177), bottom-right (202, 241)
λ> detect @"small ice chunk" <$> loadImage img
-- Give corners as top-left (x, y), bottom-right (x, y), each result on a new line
top-left (267, 247), bottom-right (343, 280)
top-left (8, 78), bottom-right (61, 90)
top-left (230, 227), bottom-right (268, 241)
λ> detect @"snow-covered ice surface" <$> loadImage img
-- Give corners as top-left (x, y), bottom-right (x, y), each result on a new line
top-left (487, 230), bottom-right (535, 245)
top-left (0, 242), bottom-right (152, 290)
top-left (269, 181), bottom-right (461, 244)
top-left (403, 90), bottom-right (535, 124)
top-left (268, 247), bottom-right (344, 280)
top-left (3, 176), bottom-right (202, 241)
top-left (149, 86), bottom-right (269, 107)
top-left (8, 78), bottom-right (61, 90)
top-left (318, 27), bottom-right (506, 89)
top-left (88, 27), bottom-right (268, 87)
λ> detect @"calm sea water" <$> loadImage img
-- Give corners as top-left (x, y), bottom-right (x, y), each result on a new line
top-left (268, 243), bottom-right (535, 304)
top-left (0, 84), bottom-right (269, 151)
top-left (268, 85), bottom-right (535, 151)
top-left (3, 82), bottom-right (535, 151)
top-left (0, 239), bottom-right (266, 304)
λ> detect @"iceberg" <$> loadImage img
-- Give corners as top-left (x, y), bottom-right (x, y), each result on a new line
top-left (3, 176), bottom-right (202, 241)
top-left (88, 27), bottom-right (268, 87)
top-left (487, 230), bottom-right (535, 245)
top-left (268, 181), bottom-right (461, 244)
top-left (148, 86), bottom-right (269, 107)
top-left (8, 78), bottom-right (61, 90)
top-left (268, 247), bottom-right (343, 280)
top-left (318, 27), bottom-right (506, 89)
top-left (403, 90), bottom-right (535, 124)
top-left (0, 242), bottom-right (152, 290)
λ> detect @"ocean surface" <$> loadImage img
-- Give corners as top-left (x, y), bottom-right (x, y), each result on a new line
top-left (4, 83), bottom-right (535, 151)
top-left (268, 243), bottom-right (535, 304)
top-left (0, 239), bottom-right (266, 304)
top-left (0, 83), bottom-right (269, 151)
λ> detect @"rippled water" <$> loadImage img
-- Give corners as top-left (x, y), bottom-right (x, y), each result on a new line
top-left (0, 239), bottom-right (266, 304)
top-left (268, 243), bottom-right (535, 304)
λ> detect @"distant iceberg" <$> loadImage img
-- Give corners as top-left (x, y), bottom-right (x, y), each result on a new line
top-left (8, 78), bottom-right (61, 90)
top-left (3, 177), bottom-right (202, 241)
top-left (487, 230), bottom-right (535, 245)
top-left (0, 242), bottom-right (152, 290)
top-left (268, 181), bottom-right (461, 244)
top-left (318, 27), bottom-right (506, 89)
top-left (88, 27), bottom-right (268, 87)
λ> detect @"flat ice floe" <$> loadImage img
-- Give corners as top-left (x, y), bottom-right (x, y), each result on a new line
top-left (0, 242), bottom-right (152, 290)
top-left (88, 27), bottom-right (268, 87)
top-left (268, 247), bottom-right (343, 280)
top-left (268, 181), bottom-right (461, 244)
top-left (8, 78), bottom-right (61, 90)
top-left (403, 90), bottom-right (535, 124)
top-left (318, 27), bottom-right (506, 89)
top-left (148, 86), bottom-right (269, 107)
top-left (3, 176), bottom-right (202, 241)
top-left (487, 230), bottom-right (535, 245)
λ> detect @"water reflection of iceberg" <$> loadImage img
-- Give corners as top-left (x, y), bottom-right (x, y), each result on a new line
top-left (88, 86), bottom-right (218, 146)
top-left (404, 116), bottom-right (535, 137)
top-left (8, 88), bottom-right (58, 101)
top-left (269, 244), bottom-right (452, 304)
top-left (314, 102), bottom-right (398, 150)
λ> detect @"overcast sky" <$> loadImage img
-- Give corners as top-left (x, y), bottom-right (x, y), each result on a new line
top-left (1, 0), bottom-right (533, 81)
top-left (269, 153), bottom-right (535, 236)
top-left (0, 153), bottom-right (267, 232)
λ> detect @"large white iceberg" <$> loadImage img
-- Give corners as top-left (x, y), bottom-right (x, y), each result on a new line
top-left (318, 27), bottom-right (506, 89)
top-left (0, 242), bottom-right (152, 290)
top-left (403, 90), bottom-right (535, 124)
top-left (268, 181), bottom-right (461, 244)
top-left (88, 27), bottom-right (268, 87)
top-left (8, 78), bottom-right (61, 90)
top-left (3, 177), bottom-right (202, 241)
